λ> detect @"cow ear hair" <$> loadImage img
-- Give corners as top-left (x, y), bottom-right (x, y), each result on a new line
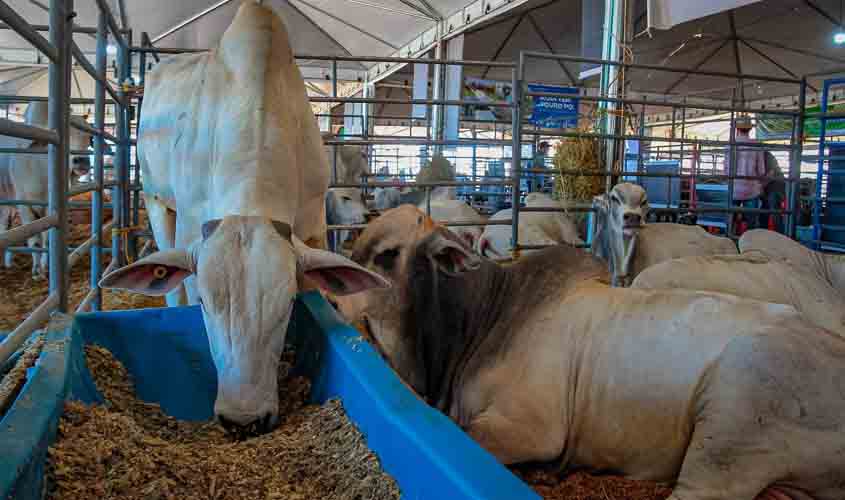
top-left (99, 247), bottom-right (195, 296)
top-left (426, 231), bottom-right (480, 276)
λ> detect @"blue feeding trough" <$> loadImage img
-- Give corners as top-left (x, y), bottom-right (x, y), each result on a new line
top-left (0, 291), bottom-right (539, 500)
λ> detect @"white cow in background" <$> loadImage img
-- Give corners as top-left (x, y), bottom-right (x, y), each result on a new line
top-left (478, 192), bottom-right (583, 258)
top-left (100, 2), bottom-right (388, 435)
top-left (0, 102), bottom-right (93, 276)
top-left (323, 138), bottom-right (370, 250)
top-left (593, 183), bottom-right (737, 286)
top-left (425, 199), bottom-right (486, 251)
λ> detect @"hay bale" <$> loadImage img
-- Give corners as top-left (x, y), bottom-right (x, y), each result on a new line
top-left (416, 154), bottom-right (456, 183)
top-left (552, 131), bottom-right (605, 204)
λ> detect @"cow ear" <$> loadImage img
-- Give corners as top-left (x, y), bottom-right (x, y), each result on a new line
top-left (296, 243), bottom-right (390, 296)
top-left (426, 231), bottom-right (481, 276)
top-left (99, 248), bottom-right (194, 296)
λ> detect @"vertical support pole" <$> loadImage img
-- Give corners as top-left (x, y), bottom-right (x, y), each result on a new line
top-left (112, 31), bottom-right (128, 268)
top-left (331, 59), bottom-right (338, 184)
top-left (91, 11), bottom-right (107, 311)
top-left (600, 0), bottom-right (626, 192)
top-left (431, 35), bottom-right (445, 154)
top-left (789, 78), bottom-right (807, 239)
top-left (511, 64), bottom-right (523, 259)
top-left (48, 0), bottom-right (72, 312)
top-left (813, 81), bottom-right (829, 248)
top-left (133, 39), bottom-right (144, 231)
top-left (727, 102), bottom-right (737, 237)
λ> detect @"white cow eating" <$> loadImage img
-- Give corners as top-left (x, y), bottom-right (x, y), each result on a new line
top-left (593, 182), bottom-right (737, 286)
top-left (100, 2), bottom-right (388, 435)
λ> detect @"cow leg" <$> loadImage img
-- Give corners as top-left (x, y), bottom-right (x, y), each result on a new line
top-left (464, 407), bottom-right (564, 465)
top-left (17, 205), bottom-right (44, 277)
top-left (0, 206), bottom-right (12, 268)
top-left (145, 195), bottom-right (186, 306)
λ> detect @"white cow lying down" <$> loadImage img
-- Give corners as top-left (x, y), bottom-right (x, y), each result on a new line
top-left (632, 252), bottom-right (845, 337)
top-left (100, 2), bottom-right (388, 435)
top-left (425, 199), bottom-right (486, 251)
top-left (478, 192), bottom-right (583, 257)
top-left (593, 183), bottom-right (737, 286)
top-left (339, 205), bottom-right (845, 500)
top-left (739, 229), bottom-right (845, 293)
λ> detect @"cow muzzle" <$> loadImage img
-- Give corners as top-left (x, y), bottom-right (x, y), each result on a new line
top-left (217, 412), bottom-right (277, 440)
top-left (622, 212), bottom-right (643, 237)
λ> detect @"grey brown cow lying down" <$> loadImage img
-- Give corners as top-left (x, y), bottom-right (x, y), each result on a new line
top-left (339, 205), bottom-right (845, 500)
top-left (593, 183), bottom-right (737, 286)
top-left (632, 252), bottom-right (845, 337)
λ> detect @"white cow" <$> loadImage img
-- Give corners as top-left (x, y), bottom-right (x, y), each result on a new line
top-left (593, 183), bottom-right (737, 286)
top-left (478, 192), bottom-right (583, 258)
top-left (323, 139), bottom-right (370, 250)
top-left (739, 229), bottom-right (845, 293)
top-left (1, 102), bottom-right (93, 276)
top-left (632, 252), bottom-right (845, 337)
top-left (100, 2), bottom-right (387, 434)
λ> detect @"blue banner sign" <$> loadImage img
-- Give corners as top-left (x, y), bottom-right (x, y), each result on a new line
top-left (526, 84), bottom-right (579, 129)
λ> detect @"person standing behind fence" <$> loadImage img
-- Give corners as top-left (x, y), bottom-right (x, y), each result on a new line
top-left (528, 141), bottom-right (550, 193)
top-left (726, 116), bottom-right (767, 230)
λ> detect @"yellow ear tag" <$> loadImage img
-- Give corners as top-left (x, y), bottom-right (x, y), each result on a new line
top-left (152, 266), bottom-right (168, 279)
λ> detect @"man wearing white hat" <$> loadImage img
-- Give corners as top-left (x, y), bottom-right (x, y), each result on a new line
top-left (726, 115), bottom-right (770, 230)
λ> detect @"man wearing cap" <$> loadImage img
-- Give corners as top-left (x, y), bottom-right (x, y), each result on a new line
top-left (726, 116), bottom-right (769, 230)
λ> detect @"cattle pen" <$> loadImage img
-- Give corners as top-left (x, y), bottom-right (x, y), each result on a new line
top-left (0, 0), bottom-right (817, 345)
top-left (1, 1), bottom-right (844, 499)
top-left (0, 0), bottom-right (138, 367)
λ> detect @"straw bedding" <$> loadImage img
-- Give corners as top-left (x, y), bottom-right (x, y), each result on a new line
top-left (45, 346), bottom-right (400, 500)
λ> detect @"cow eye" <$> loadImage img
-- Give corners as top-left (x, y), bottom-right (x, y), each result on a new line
top-left (640, 198), bottom-right (648, 207)
top-left (342, 195), bottom-right (352, 201)
top-left (611, 196), bottom-right (620, 204)
top-left (373, 247), bottom-right (399, 271)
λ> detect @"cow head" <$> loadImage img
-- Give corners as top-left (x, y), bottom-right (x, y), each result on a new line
top-left (334, 206), bottom-right (438, 371)
top-left (593, 183), bottom-right (649, 287)
top-left (100, 215), bottom-right (389, 435)
top-left (326, 188), bottom-right (367, 251)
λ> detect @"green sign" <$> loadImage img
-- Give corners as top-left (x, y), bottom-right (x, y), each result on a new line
top-left (756, 103), bottom-right (845, 139)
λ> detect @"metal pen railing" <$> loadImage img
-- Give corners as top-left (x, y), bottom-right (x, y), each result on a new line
top-left (0, 0), bottom-right (131, 367)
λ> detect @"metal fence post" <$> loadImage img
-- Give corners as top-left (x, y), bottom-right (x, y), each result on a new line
top-left (48, 0), bottom-right (72, 312)
top-left (788, 78), bottom-right (807, 239)
top-left (511, 62), bottom-right (523, 259)
top-left (112, 34), bottom-right (128, 267)
top-left (91, 11), bottom-right (107, 311)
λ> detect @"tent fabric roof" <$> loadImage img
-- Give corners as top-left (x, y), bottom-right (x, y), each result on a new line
top-left (2, 0), bottom-right (845, 106)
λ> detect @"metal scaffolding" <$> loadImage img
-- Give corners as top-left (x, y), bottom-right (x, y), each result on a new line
top-left (0, 0), bottom-right (132, 367)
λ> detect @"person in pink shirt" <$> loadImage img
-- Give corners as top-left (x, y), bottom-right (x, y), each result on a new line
top-left (726, 116), bottom-right (768, 229)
